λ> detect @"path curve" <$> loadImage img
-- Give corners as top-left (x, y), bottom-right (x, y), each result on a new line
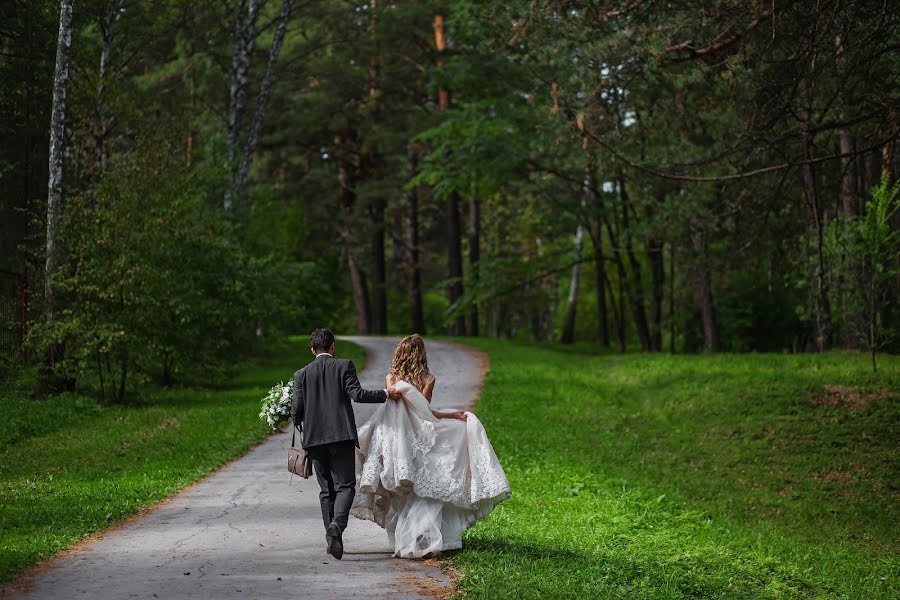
top-left (2, 336), bottom-right (487, 600)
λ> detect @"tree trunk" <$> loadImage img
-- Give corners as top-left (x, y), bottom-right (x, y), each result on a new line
top-left (691, 229), bottom-right (719, 352)
top-left (561, 224), bottom-right (585, 344)
top-left (590, 221), bottom-right (610, 348)
top-left (348, 253), bottom-right (371, 334)
top-left (619, 177), bottom-right (653, 351)
top-left (337, 131), bottom-right (370, 334)
top-left (599, 207), bottom-right (629, 353)
top-left (466, 196), bottom-right (480, 336)
top-left (613, 269), bottom-right (627, 352)
top-left (835, 32), bottom-right (860, 350)
top-left (669, 242), bottom-right (676, 353)
top-left (44, 0), bottom-right (75, 371)
top-left (370, 197), bottom-right (387, 334)
top-left (94, 0), bottom-right (118, 170)
top-left (231, 0), bottom-right (293, 204)
top-left (797, 75), bottom-right (832, 351)
top-left (406, 147), bottom-right (425, 334)
top-left (224, 0), bottom-right (261, 210)
top-left (446, 192), bottom-right (466, 335)
top-left (838, 130), bottom-right (861, 350)
top-left (647, 232), bottom-right (665, 352)
top-left (584, 159), bottom-right (609, 347)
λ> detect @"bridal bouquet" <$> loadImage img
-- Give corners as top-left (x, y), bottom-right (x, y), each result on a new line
top-left (259, 380), bottom-right (293, 430)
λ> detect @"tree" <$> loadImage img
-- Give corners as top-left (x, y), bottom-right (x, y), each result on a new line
top-left (44, 0), bottom-right (75, 377)
top-left (560, 223), bottom-right (584, 344)
top-left (225, 0), bottom-right (294, 210)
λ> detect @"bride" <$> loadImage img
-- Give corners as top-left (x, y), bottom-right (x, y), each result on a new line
top-left (351, 334), bottom-right (511, 558)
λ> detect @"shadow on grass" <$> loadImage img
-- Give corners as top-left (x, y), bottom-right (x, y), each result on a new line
top-left (458, 536), bottom-right (819, 599)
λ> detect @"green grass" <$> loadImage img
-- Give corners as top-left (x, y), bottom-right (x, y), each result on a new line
top-left (451, 340), bottom-right (899, 599)
top-left (0, 336), bottom-right (366, 583)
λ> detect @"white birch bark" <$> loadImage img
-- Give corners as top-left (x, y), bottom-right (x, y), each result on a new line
top-left (95, 0), bottom-right (120, 169)
top-left (225, 0), bottom-right (261, 210)
top-left (560, 224), bottom-right (585, 344)
top-left (45, 0), bottom-right (75, 318)
top-left (232, 0), bottom-right (294, 203)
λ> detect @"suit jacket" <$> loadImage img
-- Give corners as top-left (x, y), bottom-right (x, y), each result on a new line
top-left (291, 354), bottom-right (387, 449)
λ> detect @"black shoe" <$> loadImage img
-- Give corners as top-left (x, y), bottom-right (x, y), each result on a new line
top-left (325, 535), bottom-right (332, 555)
top-left (326, 523), bottom-right (343, 560)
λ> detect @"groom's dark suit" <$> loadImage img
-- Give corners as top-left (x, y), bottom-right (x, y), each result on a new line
top-left (291, 353), bottom-right (387, 536)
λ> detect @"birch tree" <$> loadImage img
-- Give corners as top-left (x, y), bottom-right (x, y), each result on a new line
top-left (225, 0), bottom-right (294, 210)
top-left (44, 0), bottom-right (75, 366)
top-left (560, 224), bottom-right (584, 344)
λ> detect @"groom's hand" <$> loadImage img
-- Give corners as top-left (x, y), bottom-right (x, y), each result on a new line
top-left (387, 387), bottom-right (401, 401)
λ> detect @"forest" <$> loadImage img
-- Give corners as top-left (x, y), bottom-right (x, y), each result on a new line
top-left (2, 2), bottom-right (900, 597)
top-left (1, 0), bottom-right (898, 396)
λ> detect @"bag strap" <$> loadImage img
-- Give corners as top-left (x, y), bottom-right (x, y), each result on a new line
top-left (291, 421), bottom-right (302, 448)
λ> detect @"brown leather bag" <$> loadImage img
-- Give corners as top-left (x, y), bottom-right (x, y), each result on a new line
top-left (288, 426), bottom-right (313, 479)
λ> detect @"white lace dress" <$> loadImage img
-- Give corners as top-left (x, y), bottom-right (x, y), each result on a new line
top-left (351, 380), bottom-right (511, 558)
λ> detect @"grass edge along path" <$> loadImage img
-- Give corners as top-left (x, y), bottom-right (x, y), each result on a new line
top-left (448, 339), bottom-right (899, 599)
top-left (0, 336), bottom-right (366, 583)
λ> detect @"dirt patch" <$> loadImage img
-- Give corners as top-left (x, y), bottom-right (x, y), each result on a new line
top-left (397, 558), bottom-right (458, 598)
top-left (816, 462), bottom-right (870, 490)
top-left (810, 385), bottom-right (891, 411)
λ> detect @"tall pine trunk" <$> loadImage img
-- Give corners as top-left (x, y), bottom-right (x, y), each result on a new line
top-left (648, 242), bottom-right (664, 351)
top-left (337, 131), bottom-right (371, 334)
top-left (365, 0), bottom-right (386, 334)
top-left (370, 197), bottom-right (387, 334)
top-left (94, 0), bottom-right (117, 169)
top-left (560, 224), bottom-right (585, 344)
top-left (692, 229), bottom-right (719, 352)
top-left (406, 147), bottom-right (425, 334)
top-left (590, 224), bottom-right (610, 347)
top-left (646, 213), bottom-right (665, 352)
top-left (585, 161), bottom-right (609, 347)
top-left (835, 32), bottom-right (860, 350)
top-left (619, 177), bottom-right (653, 351)
top-left (446, 193), bottom-right (466, 335)
top-left (433, 14), bottom-right (464, 336)
top-left (44, 0), bottom-right (75, 375)
top-left (797, 75), bottom-right (832, 351)
top-left (669, 242), bottom-right (676, 353)
top-left (600, 212), bottom-right (629, 353)
top-left (613, 268), bottom-right (627, 352)
top-left (466, 196), bottom-right (480, 336)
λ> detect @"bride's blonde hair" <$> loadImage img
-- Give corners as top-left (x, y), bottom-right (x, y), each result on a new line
top-left (389, 334), bottom-right (430, 391)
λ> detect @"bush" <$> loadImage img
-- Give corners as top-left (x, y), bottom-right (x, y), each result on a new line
top-left (825, 176), bottom-right (900, 369)
top-left (31, 153), bottom-right (270, 400)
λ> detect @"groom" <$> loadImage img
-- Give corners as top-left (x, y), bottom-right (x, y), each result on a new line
top-left (291, 328), bottom-right (400, 560)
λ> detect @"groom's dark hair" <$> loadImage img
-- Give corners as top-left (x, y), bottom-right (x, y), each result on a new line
top-left (311, 328), bottom-right (335, 352)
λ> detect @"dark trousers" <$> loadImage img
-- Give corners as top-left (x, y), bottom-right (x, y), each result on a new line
top-left (307, 440), bottom-right (356, 533)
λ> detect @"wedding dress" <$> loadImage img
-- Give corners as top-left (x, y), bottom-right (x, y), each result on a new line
top-left (351, 380), bottom-right (511, 558)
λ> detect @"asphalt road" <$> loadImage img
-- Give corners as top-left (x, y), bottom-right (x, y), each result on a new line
top-left (3, 336), bottom-right (485, 600)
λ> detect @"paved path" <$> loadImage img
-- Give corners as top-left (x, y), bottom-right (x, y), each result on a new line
top-left (2, 337), bottom-right (486, 600)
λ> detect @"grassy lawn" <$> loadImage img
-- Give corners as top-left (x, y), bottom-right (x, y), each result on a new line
top-left (0, 336), bottom-right (365, 583)
top-left (452, 340), bottom-right (899, 599)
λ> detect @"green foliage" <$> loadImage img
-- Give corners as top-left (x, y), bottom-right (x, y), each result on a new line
top-left (0, 337), bottom-right (366, 583)
top-left (825, 177), bottom-right (900, 367)
top-left (30, 151), bottom-right (271, 399)
top-left (453, 340), bottom-right (900, 598)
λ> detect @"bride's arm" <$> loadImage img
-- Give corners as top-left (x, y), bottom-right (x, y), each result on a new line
top-left (427, 377), bottom-right (467, 421)
top-left (422, 375), bottom-right (435, 402)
